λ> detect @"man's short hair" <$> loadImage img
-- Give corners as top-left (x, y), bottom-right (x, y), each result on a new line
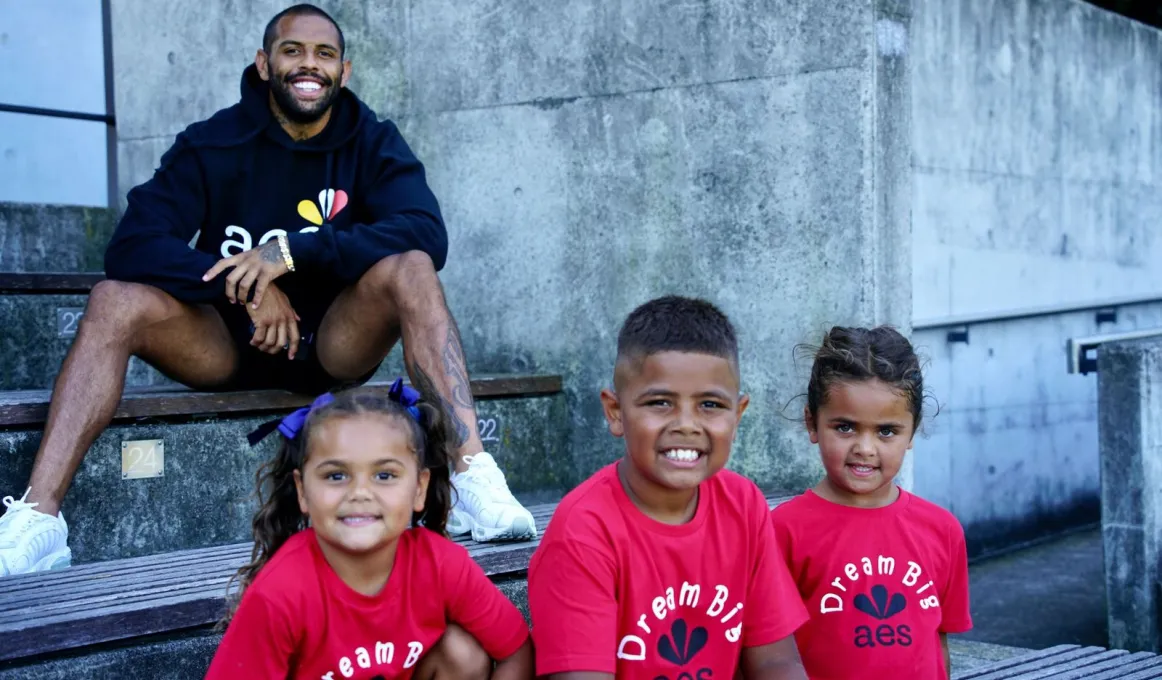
top-left (263, 4), bottom-right (346, 58)
top-left (616, 295), bottom-right (739, 369)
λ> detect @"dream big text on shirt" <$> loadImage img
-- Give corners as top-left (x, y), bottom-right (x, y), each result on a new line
top-left (206, 527), bottom-right (528, 680)
top-left (528, 462), bottom-right (809, 680)
top-left (770, 489), bottom-right (972, 680)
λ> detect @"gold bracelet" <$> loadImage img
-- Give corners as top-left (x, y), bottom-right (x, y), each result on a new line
top-left (277, 233), bottom-right (295, 272)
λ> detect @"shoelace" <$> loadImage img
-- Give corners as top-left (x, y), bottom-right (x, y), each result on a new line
top-left (0, 488), bottom-right (39, 547)
top-left (459, 455), bottom-right (519, 500)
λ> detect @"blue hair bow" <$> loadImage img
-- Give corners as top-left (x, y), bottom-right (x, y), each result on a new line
top-left (387, 377), bottom-right (424, 424)
top-left (245, 377), bottom-right (423, 446)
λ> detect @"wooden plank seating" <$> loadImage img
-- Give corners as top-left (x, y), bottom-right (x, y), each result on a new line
top-left (954, 643), bottom-right (1162, 679)
top-left (0, 272), bottom-right (104, 295)
top-left (0, 491), bottom-right (796, 662)
top-left (0, 374), bottom-right (564, 428)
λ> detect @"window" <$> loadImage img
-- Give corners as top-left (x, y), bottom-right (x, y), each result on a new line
top-left (0, 0), bottom-right (115, 208)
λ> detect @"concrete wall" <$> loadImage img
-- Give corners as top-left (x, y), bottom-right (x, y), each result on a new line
top-left (110, 0), bottom-right (913, 492)
top-left (910, 0), bottom-right (1162, 554)
top-left (1098, 338), bottom-right (1162, 653)
top-left (0, 202), bottom-right (115, 273)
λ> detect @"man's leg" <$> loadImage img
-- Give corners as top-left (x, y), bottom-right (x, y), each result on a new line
top-left (314, 250), bottom-right (536, 541)
top-left (0, 280), bottom-right (241, 575)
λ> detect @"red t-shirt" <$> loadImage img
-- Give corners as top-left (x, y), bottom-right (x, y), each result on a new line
top-left (770, 489), bottom-right (973, 680)
top-left (205, 527), bottom-right (528, 679)
top-left (528, 462), bottom-right (809, 678)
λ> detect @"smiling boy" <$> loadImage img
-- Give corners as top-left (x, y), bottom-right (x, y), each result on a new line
top-left (527, 296), bottom-right (809, 679)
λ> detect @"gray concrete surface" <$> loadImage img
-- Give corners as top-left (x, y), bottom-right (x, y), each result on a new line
top-left (0, 203), bottom-right (114, 273)
top-left (0, 294), bottom-right (171, 391)
top-left (910, 0), bottom-right (1162, 555)
top-left (1098, 338), bottom-right (1162, 652)
top-left (0, 394), bottom-right (568, 563)
top-left (109, 0), bottom-right (914, 495)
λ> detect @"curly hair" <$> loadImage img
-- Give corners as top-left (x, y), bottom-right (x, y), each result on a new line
top-left (220, 386), bottom-right (453, 627)
top-left (803, 326), bottom-right (924, 429)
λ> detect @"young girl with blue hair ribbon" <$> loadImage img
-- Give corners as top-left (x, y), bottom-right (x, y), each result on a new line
top-left (206, 379), bottom-right (533, 679)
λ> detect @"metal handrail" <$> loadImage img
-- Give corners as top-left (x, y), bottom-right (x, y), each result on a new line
top-left (0, 103), bottom-right (114, 126)
top-left (914, 292), bottom-right (1162, 331)
top-left (1067, 328), bottom-right (1162, 375)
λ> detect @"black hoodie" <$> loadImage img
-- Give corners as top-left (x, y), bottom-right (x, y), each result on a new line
top-left (104, 64), bottom-right (447, 309)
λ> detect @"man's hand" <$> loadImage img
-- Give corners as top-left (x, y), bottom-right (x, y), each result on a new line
top-left (247, 282), bottom-right (301, 358)
top-left (203, 239), bottom-right (288, 308)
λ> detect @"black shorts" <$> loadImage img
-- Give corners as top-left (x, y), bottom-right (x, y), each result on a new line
top-left (211, 297), bottom-right (381, 397)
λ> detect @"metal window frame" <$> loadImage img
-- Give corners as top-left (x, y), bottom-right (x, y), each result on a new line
top-left (1067, 328), bottom-right (1162, 375)
top-left (0, 0), bottom-right (118, 209)
top-left (914, 293), bottom-right (1162, 345)
top-left (102, 0), bottom-right (118, 210)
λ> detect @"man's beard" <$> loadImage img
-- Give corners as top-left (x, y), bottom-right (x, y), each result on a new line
top-left (267, 65), bottom-right (340, 125)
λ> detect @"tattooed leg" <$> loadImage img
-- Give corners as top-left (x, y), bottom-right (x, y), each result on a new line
top-left (411, 325), bottom-right (474, 448)
top-left (315, 252), bottom-right (485, 470)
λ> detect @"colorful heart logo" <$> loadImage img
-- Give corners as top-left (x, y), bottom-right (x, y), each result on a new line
top-left (297, 189), bottom-right (348, 225)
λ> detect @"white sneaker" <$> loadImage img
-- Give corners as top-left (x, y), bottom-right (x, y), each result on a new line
top-left (0, 489), bottom-right (72, 576)
top-left (448, 453), bottom-right (537, 542)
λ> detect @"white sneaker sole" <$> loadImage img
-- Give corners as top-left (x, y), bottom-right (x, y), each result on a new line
top-left (4, 548), bottom-right (72, 576)
top-left (35, 549), bottom-right (72, 572)
top-left (448, 510), bottom-right (537, 543)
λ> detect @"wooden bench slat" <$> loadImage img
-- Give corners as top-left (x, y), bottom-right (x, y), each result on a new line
top-left (956, 645), bottom-right (1081, 678)
top-left (0, 374), bottom-right (563, 427)
top-left (0, 542), bottom-right (250, 592)
top-left (964, 646), bottom-right (1112, 680)
top-left (3, 593), bottom-right (226, 662)
top-left (1007, 649), bottom-right (1130, 679)
top-left (0, 272), bottom-right (104, 294)
top-left (1084, 662), bottom-right (1162, 680)
top-left (9, 553), bottom-right (249, 606)
top-left (6, 575), bottom-right (233, 619)
top-left (0, 490), bottom-right (795, 661)
top-left (1074, 655), bottom-right (1162, 680)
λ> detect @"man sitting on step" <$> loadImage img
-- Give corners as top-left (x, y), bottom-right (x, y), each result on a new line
top-left (0, 3), bottom-right (537, 577)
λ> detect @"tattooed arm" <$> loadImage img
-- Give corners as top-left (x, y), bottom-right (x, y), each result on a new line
top-left (203, 238), bottom-right (290, 307)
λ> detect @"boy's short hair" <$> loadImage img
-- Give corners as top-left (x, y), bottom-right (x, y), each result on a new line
top-left (616, 295), bottom-right (739, 375)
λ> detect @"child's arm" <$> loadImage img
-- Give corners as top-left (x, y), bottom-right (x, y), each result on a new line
top-left (491, 638), bottom-right (534, 680)
top-left (939, 520), bottom-right (973, 680)
top-left (441, 543), bottom-right (532, 678)
top-left (941, 633), bottom-right (952, 679)
top-left (739, 636), bottom-right (808, 680)
top-left (737, 492), bottom-right (810, 678)
top-left (204, 590), bottom-right (297, 679)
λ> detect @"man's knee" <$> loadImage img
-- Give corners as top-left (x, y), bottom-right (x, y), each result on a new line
top-left (359, 251), bottom-right (440, 304)
top-left (433, 624), bottom-right (490, 680)
top-left (83, 280), bottom-right (175, 334)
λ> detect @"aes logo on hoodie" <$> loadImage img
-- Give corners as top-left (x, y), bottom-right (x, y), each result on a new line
top-left (219, 188), bottom-right (349, 257)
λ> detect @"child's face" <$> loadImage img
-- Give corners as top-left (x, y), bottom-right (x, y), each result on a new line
top-left (602, 351), bottom-right (748, 494)
top-left (806, 379), bottom-right (915, 504)
top-left (294, 413), bottom-right (429, 556)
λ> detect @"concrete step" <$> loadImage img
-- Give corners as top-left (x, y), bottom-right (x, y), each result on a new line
top-left (0, 374), bottom-right (571, 564)
top-left (0, 203), bottom-right (115, 274)
top-left (0, 274), bottom-right (166, 391)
